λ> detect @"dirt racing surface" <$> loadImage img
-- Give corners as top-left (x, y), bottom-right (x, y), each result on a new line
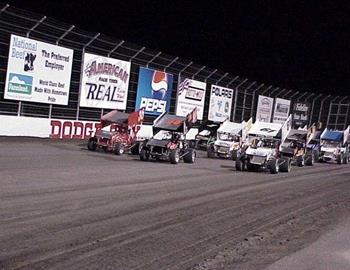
top-left (1, 138), bottom-right (350, 270)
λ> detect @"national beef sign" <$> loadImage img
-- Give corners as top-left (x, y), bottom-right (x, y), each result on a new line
top-left (79, 53), bottom-right (131, 110)
top-left (208, 85), bottom-right (233, 122)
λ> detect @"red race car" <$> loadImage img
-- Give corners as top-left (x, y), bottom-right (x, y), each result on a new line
top-left (87, 108), bottom-right (145, 155)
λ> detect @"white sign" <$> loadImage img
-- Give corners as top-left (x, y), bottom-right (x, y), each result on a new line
top-left (255, 95), bottom-right (274, 122)
top-left (273, 97), bottom-right (291, 123)
top-left (79, 53), bottom-right (131, 109)
top-left (208, 85), bottom-right (233, 122)
top-left (176, 77), bottom-right (206, 120)
top-left (4, 34), bottom-right (73, 105)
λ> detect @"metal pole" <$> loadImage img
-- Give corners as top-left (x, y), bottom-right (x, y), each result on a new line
top-left (296, 91), bottom-right (309, 101)
top-left (77, 33), bottom-right (100, 120)
top-left (56, 25), bottom-right (75, 45)
top-left (319, 95), bottom-right (331, 124)
top-left (0, 4), bottom-right (9, 13)
top-left (204, 69), bottom-right (218, 82)
top-left (191, 65), bottom-right (206, 79)
top-left (241, 82), bottom-right (256, 121)
top-left (344, 105), bottom-right (350, 129)
top-left (269, 87), bottom-right (280, 97)
top-left (164, 56), bottom-right (179, 72)
top-left (226, 76), bottom-right (239, 88)
top-left (130, 46), bottom-right (146, 61)
top-left (305, 93), bottom-right (315, 101)
top-left (146, 51), bottom-right (162, 68)
top-left (26, 16), bottom-right (46, 38)
top-left (232, 79), bottom-right (248, 121)
top-left (179, 61), bottom-right (193, 75)
top-left (108, 40), bottom-right (125, 57)
top-left (281, 89), bottom-right (293, 99)
top-left (216, 72), bottom-right (229, 84)
top-left (261, 85), bottom-right (273, 96)
top-left (309, 94), bottom-right (322, 126)
top-left (328, 96), bottom-right (340, 128)
top-left (289, 91), bottom-right (300, 100)
top-left (250, 83), bottom-right (264, 118)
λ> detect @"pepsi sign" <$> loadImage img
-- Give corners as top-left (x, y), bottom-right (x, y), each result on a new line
top-left (135, 67), bottom-right (173, 115)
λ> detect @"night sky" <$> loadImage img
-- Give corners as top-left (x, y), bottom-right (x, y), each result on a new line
top-left (5, 1), bottom-right (350, 95)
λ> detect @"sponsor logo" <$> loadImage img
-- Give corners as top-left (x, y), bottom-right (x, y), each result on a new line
top-left (151, 70), bottom-right (168, 100)
top-left (261, 98), bottom-right (271, 107)
top-left (7, 73), bottom-right (33, 95)
top-left (84, 60), bottom-right (129, 83)
top-left (178, 79), bottom-right (204, 101)
top-left (211, 86), bottom-right (233, 98)
top-left (294, 103), bottom-right (309, 112)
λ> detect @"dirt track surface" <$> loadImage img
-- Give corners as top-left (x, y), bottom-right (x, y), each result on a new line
top-left (1, 138), bottom-right (350, 270)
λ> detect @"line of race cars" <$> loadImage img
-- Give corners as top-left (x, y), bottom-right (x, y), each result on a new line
top-left (87, 108), bottom-right (350, 173)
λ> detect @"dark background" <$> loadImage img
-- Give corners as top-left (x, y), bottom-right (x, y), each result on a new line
top-left (5, 0), bottom-right (350, 95)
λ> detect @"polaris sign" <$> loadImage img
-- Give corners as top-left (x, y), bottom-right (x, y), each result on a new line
top-left (208, 85), bottom-right (234, 122)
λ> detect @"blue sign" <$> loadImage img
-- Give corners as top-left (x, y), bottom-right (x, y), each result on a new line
top-left (135, 67), bottom-right (173, 115)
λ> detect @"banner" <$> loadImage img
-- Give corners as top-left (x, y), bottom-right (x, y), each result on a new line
top-left (292, 102), bottom-right (310, 128)
top-left (135, 67), bottom-right (173, 115)
top-left (273, 97), bottom-right (291, 123)
top-left (176, 77), bottom-right (206, 120)
top-left (208, 85), bottom-right (233, 122)
top-left (4, 34), bottom-right (73, 105)
top-left (79, 53), bottom-right (131, 110)
top-left (255, 95), bottom-right (274, 122)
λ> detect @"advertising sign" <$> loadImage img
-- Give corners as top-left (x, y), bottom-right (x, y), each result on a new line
top-left (255, 95), bottom-right (274, 122)
top-left (4, 34), bottom-right (73, 105)
top-left (273, 97), bottom-right (291, 123)
top-left (292, 102), bottom-right (310, 128)
top-left (208, 85), bottom-right (233, 122)
top-left (79, 53), bottom-right (131, 110)
top-left (135, 67), bottom-right (173, 115)
top-left (175, 77), bottom-right (206, 120)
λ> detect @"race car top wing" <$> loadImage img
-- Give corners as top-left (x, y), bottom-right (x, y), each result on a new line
top-left (100, 110), bottom-right (129, 127)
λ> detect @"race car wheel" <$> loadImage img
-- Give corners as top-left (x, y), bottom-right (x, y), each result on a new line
top-left (169, 149), bottom-right (180, 164)
top-left (184, 148), bottom-right (196, 163)
top-left (130, 143), bottom-right (140, 155)
top-left (337, 154), bottom-right (343, 165)
top-left (235, 159), bottom-right (245, 171)
top-left (313, 150), bottom-right (320, 163)
top-left (296, 156), bottom-right (305, 167)
top-left (267, 159), bottom-right (279, 174)
top-left (87, 138), bottom-right (97, 151)
top-left (231, 150), bottom-right (238, 161)
top-left (114, 143), bottom-right (124, 155)
top-left (279, 157), bottom-right (291, 172)
top-left (207, 145), bottom-right (216, 158)
top-left (305, 153), bottom-right (314, 166)
top-left (343, 153), bottom-right (349, 164)
top-left (139, 148), bottom-right (150, 161)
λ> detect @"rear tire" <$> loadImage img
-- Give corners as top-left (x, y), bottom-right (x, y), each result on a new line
top-left (130, 143), bottom-right (140, 155)
top-left (296, 156), bottom-right (305, 167)
top-left (236, 159), bottom-right (245, 171)
top-left (337, 154), bottom-right (343, 165)
top-left (305, 152), bottom-right (314, 166)
top-left (183, 148), bottom-right (196, 163)
top-left (343, 153), bottom-right (349, 164)
top-left (87, 138), bottom-right (97, 151)
top-left (169, 149), bottom-right (180, 164)
top-left (114, 142), bottom-right (124, 155)
top-left (267, 159), bottom-right (279, 174)
top-left (139, 148), bottom-right (150, 161)
top-left (279, 157), bottom-right (291, 172)
top-left (207, 144), bottom-right (216, 158)
top-left (231, 150), bottom-right (238, 161)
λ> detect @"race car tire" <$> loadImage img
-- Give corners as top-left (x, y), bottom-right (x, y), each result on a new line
top-left (296, 156), bottom-right (305, 167)
top-left (130, 143), bottom-right (140, 155)
top-left (207, 145), bottom-right (216, 158)
top-left (343, 153), bottom-right (349, 164)
top-left (169, 149), bottom-right (180, 164)
top-left (183, 148), bottom-right (196, 163)
top-left (87, 138), bottom-right (97, 151)
top-left (267, 159), bottom-right (279, 174)
top-left (313, 150), bottom-right (320, 162)
top-left (231, 150), bottom-right (238, 161)
top-left (279, 157), bottom-right (291, 172)
top-left (139, 148), bottom-right (150, 161)
top-left (337, 154), bottom-right (343, 165)
top-left (114, 143), bottom-right (124, 155)
top-left (236, 159), bottom-right (245, 171)
top-left (305, 152), bottom-right (314, 166)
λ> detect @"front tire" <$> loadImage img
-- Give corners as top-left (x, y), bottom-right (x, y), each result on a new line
top-left (305, 152), bottom-right (314, 166)
top-left (114, 142), bottom-right (124, 155)
top-left (139, 148), bottom-right (150, 161)
top-left (296, 156), bottom-right (305, 167)
top-left (207, 144), bottom-right (216, 158)
top-left (183, 148), bottom-right (196, 163)
top-left (279, 157), bottom-right (291, 172)
top-left (267, 159), bottom-right (279, 174)
top-left (87, 138), bottom-right (97, 151)
top-left (169, 149), bottom-right (180, 164)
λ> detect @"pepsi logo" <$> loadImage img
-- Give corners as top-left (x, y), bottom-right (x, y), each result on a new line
top-left (151, 71), bottom-right (168, 99)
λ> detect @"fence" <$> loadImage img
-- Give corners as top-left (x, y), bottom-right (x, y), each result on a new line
top-left (0, 2), bottom-right (349, 129)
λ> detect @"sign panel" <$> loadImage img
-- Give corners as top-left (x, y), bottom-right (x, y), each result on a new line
top-left (292, 102), bottom-right (310, 128)
top-left (273, 97), bottom-right (291, 123)
top-left (255, 95), bottom-right (274, 122)
top-left (208, 85), bottom-right (233, 122)
top-left (135, 67), bottom-right (173, 116)
top-left (79, 53), bottom-right (131, 109)
top-left (176, 77), bottom-right (206, 120)
top-left (4, 34), bottom-right (73, 105)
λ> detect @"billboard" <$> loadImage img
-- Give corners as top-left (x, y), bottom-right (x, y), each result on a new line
top-left (208, 85), bottom-right (234, 122)
top-left (175, 77), bottom-right (206, 120)
top-left (135, 67), bottom-right (173, 115)
top-left (4, 34), bottom-right (73, 105)
top-left (273, 97), bottom-right (291, 123)
top-left (255, 95), bottom-right (274, 122)
top-left (79, 53), bottom-right (131, 110)
top-left (292, 102), bottom-right (310, 128)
